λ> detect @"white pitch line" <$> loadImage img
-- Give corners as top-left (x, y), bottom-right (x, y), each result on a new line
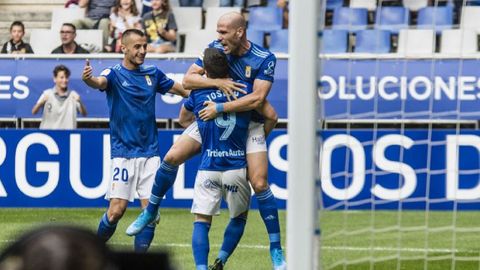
top-left (2, 239), bottom-right (478, 254)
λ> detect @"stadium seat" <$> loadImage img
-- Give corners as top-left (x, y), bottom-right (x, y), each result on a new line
top-left (375, 6), bottom-right (409, 34)
top-left (440, 29), bottom-right (478, 55)
top-left (397, 29), bottom-right (435, 56)
top-left (460, 6), bottom-right (480, 31)
top-left (205, 7), bottom-right (242, 30)
top-left (354, 29), bottom-right (391, 53)
top-left (269, 29), bottom-right (288, 53)
top-left (29, 29), bottom-right (102, 54)
top-left (350, 0), bottom-right (376, 11)
top-left (326, 0), bottom-right (343, 10)
top-left (50, 8), bottom-right (86, 32)
top-left (248, 7), bottom-right (283, 32)
top-left (172, 7), bottom-right (203, 33)
top-left (402, 0), bottom-right (428, 11)
top-left (320, 29), bottom-right (348, 53)
top-left (417, 6), bottom-right (453, 33)
top-left (332, 7), bottom-right (368, 31)
top-left (247, 29), bottom-right (264, 47)
top-left (203, 0), bottom-right (220, 8)
top-left (183, 30), bottom-right (219, 54)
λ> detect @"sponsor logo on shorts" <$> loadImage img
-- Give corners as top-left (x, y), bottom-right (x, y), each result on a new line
top-left (203, 179), bottom-right (221, 190)
top-left (251, 136), bottom-right (265, 144)
top-left (224, 184), bottom-right (239, 193)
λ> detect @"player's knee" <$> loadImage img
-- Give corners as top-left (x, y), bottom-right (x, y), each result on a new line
top-left (108, 207), bottom-right (126, 223)
top-left (250, 176), bottom-right (269, 194)
top-left (164, 152), bottom-right (182, 166)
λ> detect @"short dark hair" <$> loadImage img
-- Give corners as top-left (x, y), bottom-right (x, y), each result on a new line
top-left (62, 23), bottom-right (76, 33)
top-left (121, 29), bottom-right (145, 43)
top-left (203, 48), bottom-right (229, 79)
top-left (10, 21), bottom-right (25, 32)
top-left (53, 65), bottom-right (71, 78)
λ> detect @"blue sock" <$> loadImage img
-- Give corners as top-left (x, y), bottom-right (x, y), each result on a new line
top-left (192, 221), bottom-right (211, 270)
top-left (97, 212), bottom-right (117, 242)
top-left (256, 187), bottom-right (282, 251)
top-left (134, 223), bottom-right (155, 253)
top-left (218, 215), bottom-right (247, 264)
top-left (146, 161), bottom-right (178, 214)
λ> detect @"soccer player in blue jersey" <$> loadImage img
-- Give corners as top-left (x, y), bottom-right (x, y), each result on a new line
top-left (186, 47), bottom-right (252, 270)
top-left (81, 29), bottom-right (188, 252)
top-left (127, 12), bottom-right (285, 269)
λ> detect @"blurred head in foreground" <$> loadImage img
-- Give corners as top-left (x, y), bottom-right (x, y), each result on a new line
top-left (0, 225), bottom-right (115, 270)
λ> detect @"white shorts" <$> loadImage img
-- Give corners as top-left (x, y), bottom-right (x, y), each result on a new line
top-left (191, 168), bottom-right (251, 218)
top-left (105, 156), bottom-right (160, 202)
top-left (183, 121), bottom-right (267, 153)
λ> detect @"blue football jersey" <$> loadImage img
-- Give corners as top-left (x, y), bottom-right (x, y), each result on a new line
top-left (100, 64), bottom-right (174, 158)
top-left (195, 40), bottom-right (276, 122)
top-left (184, 82), bottom-right (253, 171)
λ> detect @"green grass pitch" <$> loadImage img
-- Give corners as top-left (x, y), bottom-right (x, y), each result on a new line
top-left (2, 209), bottom-right (480, 269)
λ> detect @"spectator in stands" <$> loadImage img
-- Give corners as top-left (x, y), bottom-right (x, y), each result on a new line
top-left (52, 23), bottom-right (90, 54)
top-left (32, 65), bottom-right (87, 129)
top-left (277, 0), bottom-right (288, 28)
top-left (0, 225), bottom-right (116, 270)
top-left (142, 0), bottom-right (178, 53)
top-left (73, 0), bottom-right (117, 47)
top-left (106, 0), bottom-right (142, 52)
top-left (220, 0), bottom-right (244, 7)
top-left (1, 21), bottom-right (34, 54)
top-left (179, 0), bottom-right (202, 7)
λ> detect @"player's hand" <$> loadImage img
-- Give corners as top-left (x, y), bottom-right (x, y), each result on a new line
top-left (199, 101), bottom-right (218, 120)
top-left (82, 59), bottom-right (93, 81)
top-left (215, 79), bottom-right (247, 101)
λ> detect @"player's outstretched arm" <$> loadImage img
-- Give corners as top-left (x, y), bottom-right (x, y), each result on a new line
top-left (183, 64), bottom-right (246, 99)
top-left (168, 81), bottom-right (190, 98)
top-left (81, 59), bottom-right (107, 90)
top-left (256, 100), bottom-right (278, 137)
top-left (178, 105), bottom-right (195, 128)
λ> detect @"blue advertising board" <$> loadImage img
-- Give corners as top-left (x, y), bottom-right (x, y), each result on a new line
top-left (0, 58), bottom-right (288, 118)
top-left (2, 129), bottom-right (480, 210)
top-left (320, 59), bottom-right (480, 120)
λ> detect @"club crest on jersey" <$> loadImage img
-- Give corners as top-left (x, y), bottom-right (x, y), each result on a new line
top-left (145, 75), bottom-right (152, 86)
top-left (245, 66), bottom-right (251, 78)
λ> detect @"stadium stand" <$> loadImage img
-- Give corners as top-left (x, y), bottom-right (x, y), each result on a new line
top-left (332, 7), bottom-right (368, 31)
top-left (29, 29), bottom-right (102, 53)
top-left (171, 6), bottom-right (203, 33)
top-left (417, 6), bottom-right (454, 33)
top-left (269, 29), bottom-right (288, 53)
top-left (248, 6), bottom-right (283, 32)
top-left (354, 29), bottom-right (391, 53)
top-left (349, 0), bottom-right (377, 11)
top-left (247, 29), bottom-right (265, 47)
top-left (50, 8), bottom-right (86, 32)
top-left (321, 29), bottom-right (348, 53)
top-left (374, 6), bottom-right (409, 33)
top-left (460, 6), bottom-right (480, 31)
top-left (205, 7), bottom-right (242, 30)
top-left (402, 0), bottom-right (428, 11)
top-left (397, 29), bottom-right (435, 55)
top-left (183, 29), bottom-right (218, 54)
top-left (440, 29), bottom-right (478, 55)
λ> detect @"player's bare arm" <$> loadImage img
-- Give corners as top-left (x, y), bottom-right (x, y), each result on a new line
top-left (256, 100), bottom-right (278, 137)
top-left (199, 79), bottom-right (272, 120)
top-left (168, 81), bottom-right (190, 98)
top-left (178, 105), bottom-right (195, 128)
top-left (183, 63), bottom-right (247, 99)
top-left (81, 59), bottom-right (108, 90)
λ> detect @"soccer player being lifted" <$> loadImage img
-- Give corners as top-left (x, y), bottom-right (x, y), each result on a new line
top-left (81, 29), bottom-right (188, 252)
top-left (127, 12), bottom-right (286, 269)
top-left (182, 47), bottom-right (253, 270)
